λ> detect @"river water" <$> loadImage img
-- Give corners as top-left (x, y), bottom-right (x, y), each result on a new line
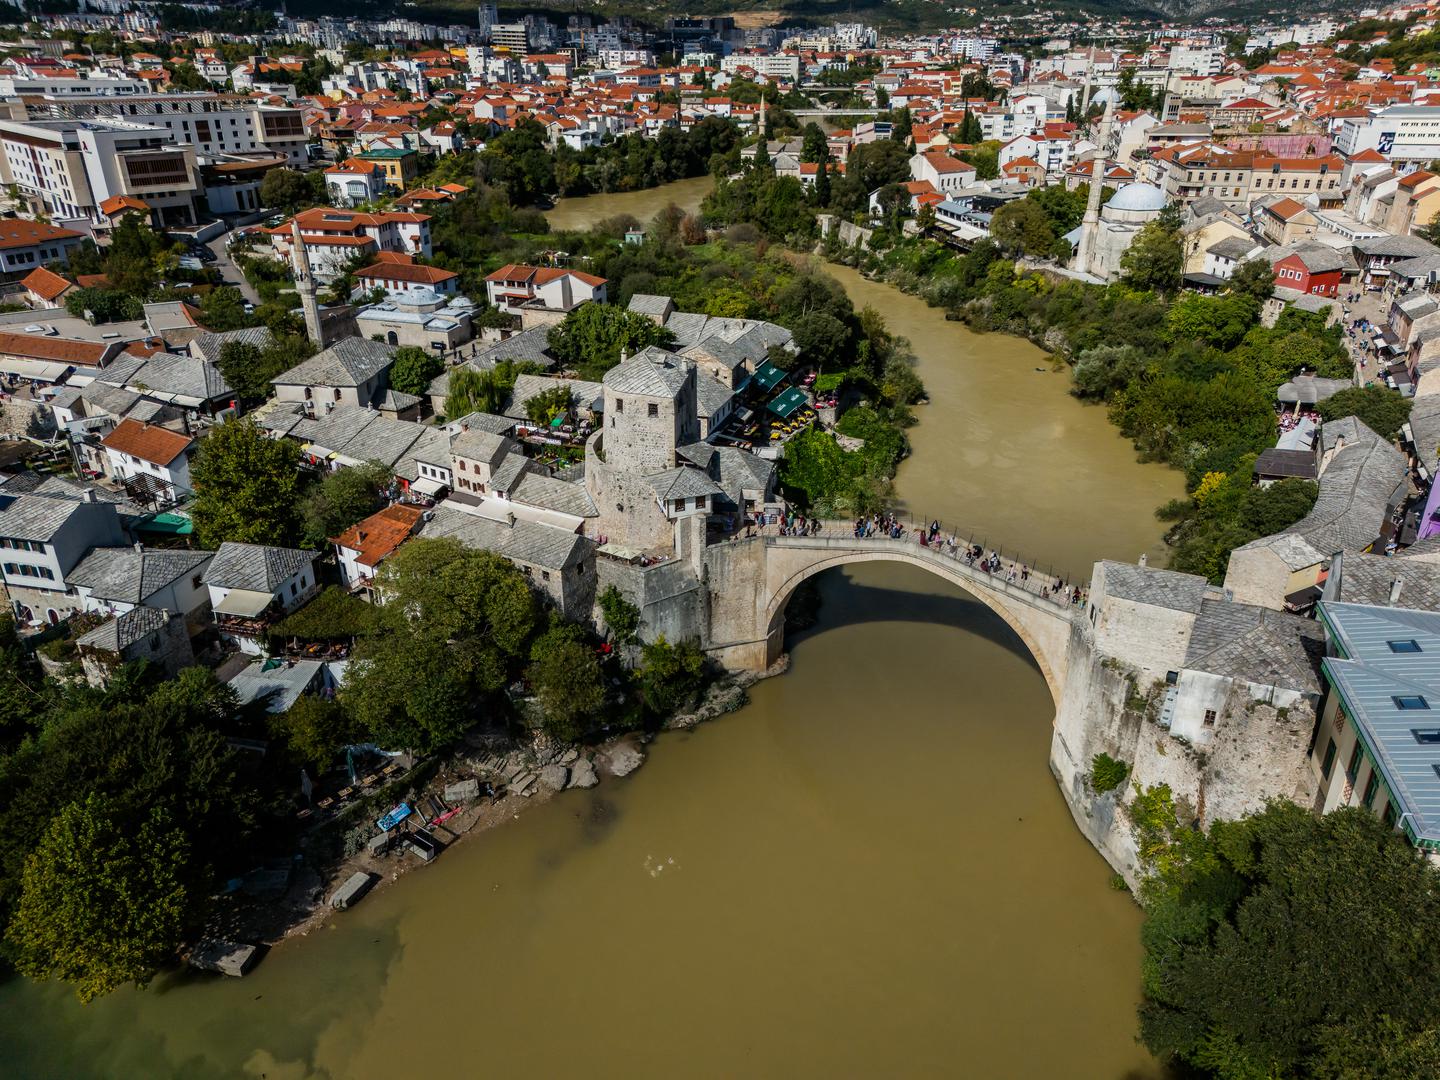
top-left (0, 183), bottom-right (1182, 1079)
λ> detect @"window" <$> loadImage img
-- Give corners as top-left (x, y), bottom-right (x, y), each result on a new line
top-left (648, 402), bottom-right (659, 417)
top-left (1395, 695), bottom-right (1430, 710)
top-left (1384, 801), bottom-right (1398, 828)
top-left (1347, 742), bottom-right (1363, 783)
top-left (1203, 709), bottom-right (1217, 727)
top-left (1320, 738), bottom-right (1337, 780)
top-left (1363, 771), bottom-right (1379, 809)
top-left (614, 398), bottom-right (622, 413)
top-left (1388, 639), bottom-right (1423, 653)
top-left (191, 574), bottom-right (203, 589)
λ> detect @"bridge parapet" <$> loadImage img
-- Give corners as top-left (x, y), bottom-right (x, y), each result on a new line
top-left (763, 520), bottom-right (1085, 613)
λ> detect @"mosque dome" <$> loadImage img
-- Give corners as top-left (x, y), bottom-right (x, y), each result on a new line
top-left (1104, 183), bottom-right (1167, 213)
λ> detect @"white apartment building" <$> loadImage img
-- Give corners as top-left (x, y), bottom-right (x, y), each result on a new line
top-left (3, 93), bottom-right (310, 166)
top-left (1336, 106), bottom-right (1440, 166)
top-left (0, 75), bottom-right (148, 96)
top-left (720, 53), bottom-right (801, 82)
top-left (0, 118), bottom-right (201, 228)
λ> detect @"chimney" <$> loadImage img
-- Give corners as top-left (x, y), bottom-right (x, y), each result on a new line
top-left (80, 488), bottom-right (95, 503)
top-left (133, 541), bottom-right (143, 553)
top-left (1390, 577), bottom-right (1404, 606)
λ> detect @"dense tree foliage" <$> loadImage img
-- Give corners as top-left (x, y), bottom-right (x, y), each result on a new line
top-left (189, 417), bottom-right (302, 548)
top-left (547, 303), bottom-right (677, 380)
top-left (341, 539), bottom-right (539, 752)
top-left (215, 334), bottom-right (313, 402)
top-left (1318, 384), bottom-right (1413, 440)
top-left (298, 460), bottom-right (391, 549)
top-left (388, 346), bottom-right (445, 396)
top-left (1135, 799), bottom-right (1440, 1079)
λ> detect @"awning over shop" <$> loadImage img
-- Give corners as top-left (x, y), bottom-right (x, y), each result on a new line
top-left (750, 360), bottom-right (787, 394)
top-left (410, 476), bottom-right (446, 497)
top-left (767, 386), bottom-right (808, 419)
top-left (213, 588), bottom-right (275, 618)
top-left (135, 511), bottom-right (194, 536)
top-left (0, 358), bottom-right (72, 382)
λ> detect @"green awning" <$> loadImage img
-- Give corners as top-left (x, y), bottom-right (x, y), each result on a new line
top-left (767, 387), bottom-right (808, 419)
top-left (136, 512), bottom-right (194, 536)
top-left (751, 361), bottom-right (787, 393)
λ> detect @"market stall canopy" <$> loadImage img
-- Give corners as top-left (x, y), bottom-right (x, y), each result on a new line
top-left (213, 588), bottom-right (275, 618)
top-left (767, 386), bottom-right (808, 419)
top-left (410, 476), bottom-right (446, 497)
top-left (748, 360), bottom-right (787, 394)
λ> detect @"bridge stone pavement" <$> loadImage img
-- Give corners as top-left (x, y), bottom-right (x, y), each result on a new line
top-left (702, 521), bottom-right (1080, 706)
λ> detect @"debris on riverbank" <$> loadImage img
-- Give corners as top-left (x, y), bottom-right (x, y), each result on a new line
top-left (210, 668), bottom-right (776, 956)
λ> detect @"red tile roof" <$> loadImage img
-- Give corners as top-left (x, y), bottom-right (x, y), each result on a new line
top-left (0, 219), bottom-right (83, 250)
top-left (20, 267), bottom-right (73, 302)
top-left (332, 503), bottom-right (424, 568)
top-left (100, 418), bottom-right (192, 466)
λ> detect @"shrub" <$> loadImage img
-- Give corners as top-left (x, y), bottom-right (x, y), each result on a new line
top-left (1091, 751), bottom-right (1130, 794)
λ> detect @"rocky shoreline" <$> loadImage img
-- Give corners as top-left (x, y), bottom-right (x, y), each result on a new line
top-left (216, 664), bottom-right (780, 957)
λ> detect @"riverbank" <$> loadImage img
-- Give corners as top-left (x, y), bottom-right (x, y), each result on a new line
top-left (225, 667), bottom-right (770, 953)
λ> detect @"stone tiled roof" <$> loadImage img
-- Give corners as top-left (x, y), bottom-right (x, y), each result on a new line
top-left (1182, 597), bottom-right (1325, 691)
top-left (203, 542), bottom-right (316, 593)
top-left (1284, 417), bottom-right (1407, 555)
top-left (419, 504), bottom-right (592, 571)
top-left (507, 470), bottom-right (597, 517)
top-left (445, 411), bottom-right (514, 436)
top-left (272, 337), bottom-right (394, 389)
top-left (646, 466), bottom-right (723, 502)
top-left (189, 326), bottom-right (274, 364)
top-left (1099, 560), bottom-right (1209, 613)
top-left (694, 371), bottom-right (734, 419)
top-left (604, 347), bottom-right (690, 397)
top-left (77, 605), bottom-right (170, 652)
top-left (0, 493), bottom-right (87, 542)
top-left (505, 373), bottom-right (602, 418)
top-left (100, 351), bottom-right (232, 404)
top-left (474, 326), bottom-right (555, 369)
top-left (487, 452), bottom-right (529, 492)
top-left (450, 427), bottom-right (515, 463)
top-left (67, 547), bottom-right (212, 604)
top-left (1328, 550), bottom-right (1440, 609)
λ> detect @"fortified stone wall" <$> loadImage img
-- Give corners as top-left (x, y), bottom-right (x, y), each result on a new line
top-left (591, 556), bottom-right (706, 647)
top-left (1052, 618), bottom-right (1320, 890)
top-left (584, 433), bottom-right (676, 551)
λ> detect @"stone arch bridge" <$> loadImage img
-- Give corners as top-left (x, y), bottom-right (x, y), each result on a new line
top-left (702, 523), bottom-right (1080, 706)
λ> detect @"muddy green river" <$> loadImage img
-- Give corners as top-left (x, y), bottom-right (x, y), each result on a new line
top-left (0, 183), bottom-right (1183, 1078)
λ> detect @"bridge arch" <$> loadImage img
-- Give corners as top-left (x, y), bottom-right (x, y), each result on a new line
top-left (756, 538), bottom-right (1076, 709)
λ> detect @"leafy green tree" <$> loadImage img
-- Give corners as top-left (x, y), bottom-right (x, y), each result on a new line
top-left (800, 122), bottom-right (830, 163)
top-left (790, 311), bottom-right (851, 370)
top-left (445, 366), bottom-right (504, 418)
top-left (1228, 257), bottom-right (1277, 304)
top-left (65, 287), bottom-right (142, 323)
top-left (1121, 218), bottom-right (1184, 293)
top-left (1071, 344), bottom-right (1148, 399)
top-left (1137, 802), bottom-right (1440, 1080)
top-left (527, 622), bottom-right (605, 741)
top-left (0, 614), bottom-right (43, 746)
top-left (957, 141), bottom-right (1000, 180)
top-left (200, 286), bottom-right (250, 332)
top-left (6, 793), bottom-right (191, 1002)
top-left (273, 696), bottom-right (362, 771)
top-left (189, 417), bottom-right (302, 548)
top-left (341, 540), bottom-right (538, 752)
top-left (298, 460), bottom-right (390, 548)
top-left (598, 585), bottom-right (640, 644)
top-left (216, 333), bottom-right (311, 401)
top-left (1165, 292), bottom-right (1260, 351)
top-left (1239, 477), bottom-right (1318, 535)
top-left (388, 346), bottom-right (444, 396)
top-left (547, 303), bottom-right (677, 380)
top-left (1318, 385), bottom-right (1412, 440)
top-left (989, 198), bottom-right (1057, 258)
top-left (638, 636), bottom-right (706, 716)
top-left (524, 384), bottom-right (573, 425)
top-left (163, 62), bottom-right (209, 92)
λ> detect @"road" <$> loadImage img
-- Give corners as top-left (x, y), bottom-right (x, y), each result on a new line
top-left (206, 231), bottom-right (261, 306)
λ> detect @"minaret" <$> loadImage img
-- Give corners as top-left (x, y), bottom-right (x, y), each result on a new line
top-left (290, 219), bottom-right (325, 347)
top-left (1075, 90), bottom-right (1115, 279)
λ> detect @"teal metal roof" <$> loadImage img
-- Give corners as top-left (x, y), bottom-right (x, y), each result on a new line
top-left (360, 148), bottom-right (414, 159)
top-left (767, 386), bottom-right (808, 419)
top-left (135, 511), bottom-right (194, 536)
top-left (1319, 601), bottom-right (1440, 847)
top-left (750, 360), bottom-right (787, 394)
